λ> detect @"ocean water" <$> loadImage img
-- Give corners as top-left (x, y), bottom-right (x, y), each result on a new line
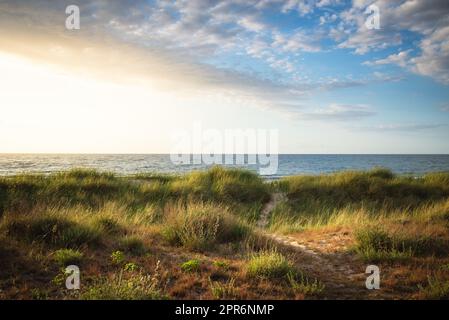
top-left (0, 154), bottom-right (449, 179)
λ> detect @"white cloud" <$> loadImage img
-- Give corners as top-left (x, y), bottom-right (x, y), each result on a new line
top-left (364, 50), bottom-right (411, 68)
top-left (299, 104), bottom-right (376, 121)
top-left (337, 0), bottom-right (449, 83)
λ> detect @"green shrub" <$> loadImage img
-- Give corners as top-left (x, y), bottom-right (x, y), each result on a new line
top-left (246, 251), bottom-right (294, 279)
top-left (53, 249), bottom-right (83, 266)
top-left (213, 261), bottom-right (230, 270)
top-left (111, 251), bottom-right (125, 265)
top-left (181, 259), bottom-right (200, 273)
top-left (162, 203), bottom-right (249, 251)
top-left (123, 262), bottom-right (139, 272)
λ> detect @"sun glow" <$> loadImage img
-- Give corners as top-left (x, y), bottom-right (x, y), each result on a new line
top-left (0, 52), bottom-right (195, 153)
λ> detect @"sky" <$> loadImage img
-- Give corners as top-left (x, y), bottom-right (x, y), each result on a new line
top-left (0, 0), bottom-right (448, 154)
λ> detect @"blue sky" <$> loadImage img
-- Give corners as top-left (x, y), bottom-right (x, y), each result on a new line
top-left (0, 0), bottom-right (448, 153)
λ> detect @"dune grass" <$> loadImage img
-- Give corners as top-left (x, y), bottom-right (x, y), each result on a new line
top-left (162, 202), bottom-right (250, 251)
top-left (269, 168), bottom-right (449, 233)
top-left (1, 166), bottom-right (448, 299)
top-left (246, 251), bottom-right (294, 279)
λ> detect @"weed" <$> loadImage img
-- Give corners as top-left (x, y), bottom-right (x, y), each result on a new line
top-left (181, 259), bottom-right (201, 273)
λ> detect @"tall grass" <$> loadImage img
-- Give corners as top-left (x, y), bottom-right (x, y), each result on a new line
top-left (162, 202), bottom-right (250, 251)
top-left (269, 168), bottom-right (449, 233)
top-left (0, 167), bottom-right (269, 217)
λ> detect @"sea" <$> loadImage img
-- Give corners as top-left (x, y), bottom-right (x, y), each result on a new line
top-left (0, 154), bottom-right (449, 179)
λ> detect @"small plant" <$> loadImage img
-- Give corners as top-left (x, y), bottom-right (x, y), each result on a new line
top-left (209, 277), bottom-right (236, 299)
top-left (51, 268), bottom-right (70, 286)
top-left (82, 271), bottom-right (166, 300)
top-left (53, 249), bottom-right (83, 266)
top-left (181, 259), bottom-right (201, 273)
top-left (119, 236), bottom-right (146, 256)
top-left (95, 217), bottom-right (123, 235)
top-left (287, 271), bottom-right (325, 296)
top-left (111, 251), bottom-right (125, 265)
top-left (440, 264), bottom-right (449, 271)
top-left (355, 228), bottom-right (413, 262)
top-left (31, 288), bottom-right (49, 300)
top-left (162, 202), bottom-right (249, 251)
top-left (246, 251), bottom-right (294, 279)
top-left (213, 261), bottom-right (230, 270)
top-left (123, 262), bottom-right (139, 272)
top-left (418, 276), bottom-right (449, 300)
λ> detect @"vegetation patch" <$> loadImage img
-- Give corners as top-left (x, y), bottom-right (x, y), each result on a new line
top-left (4, 215), bottom-right (101, 248)
top-left (162, 202), bottom-right (249, 251)
top-left (53, 249), bottom-right (83, 266)
top-left (119, 236), bottom-right (146, 256)
top-left (81, 272), bottom-right (165, 300)
top-left (180, 259), bottom-right (201, 273)
top-left (246, 251), bottom-right (294, 279)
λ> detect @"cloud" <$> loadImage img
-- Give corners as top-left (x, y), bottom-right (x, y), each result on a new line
top-left (364, 50), bottom-right (411, 68)
top-left (299, 104), bottom-right (376, 121)
top-left (282, 0), bottom-right (342, 16)
top-left (356, 123), bottom-right (447, 132)
top-left (338, 0), bottom-right (449, 84)
top-left (441, 104), bottom-right (449, 112)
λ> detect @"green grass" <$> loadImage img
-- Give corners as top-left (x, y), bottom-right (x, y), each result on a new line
top-left (355, 228), bottom-right (449, 262)
top-left (213, 261), bottom-right (230, 270)
top-left (209, 277), bottom-right (236, 299)
top-left (246, 251), bottom-right (294, 279)
top-left (162, 202), bottom-right (250, 251)
top-left (81, 272), bottom-right (165, 300)
top-left (53, 249), bottom-right (83, 266)
top-left (287, 271), bottom-right (325, 296)
top-left (118, 236), bottom-right (146, 256)
top-left (180, 259), bottom-right (201, 272)
top-left (269, 169), bottom-right (449, 234)
top-left (110, 251), bottom-right (125, 265)
top-left (3, 215), bottom-right (101, 248)
top-left (418, 276), bottom-right (449, 300)
top-left (94, 217), bottom-right (124, 235)
top-left (0, 166), bottom-right (269, 216)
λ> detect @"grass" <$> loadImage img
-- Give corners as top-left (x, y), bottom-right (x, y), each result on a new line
top-left (418, 276), bottom-right (449, 300)
top-left (119, 236), bottom-right (146, 256)
top-left (209, 277), bottom-right (236, 299)
top-left (162, 202), bottom-right (250, 251)
top-left (53, 249), bottom-right (83, 266)
top-left (111, 251), bottom-right (125, 265)
top-left (355, 227), bottom-right (449, 262)
top-left (270, 168), bottom-right (449, 233)
top-left (287, 271), bottom-right (325, 296)
top-left (1, 166), bottom-right (449, 300)
top-left (180, 259), bottom-right (201, 273)
top-left (82, 271), bottom-right (165, 300)
top-left (3, 215), bottom-right (101, 248)
top-left (246, 251), bottom-right (294, 279)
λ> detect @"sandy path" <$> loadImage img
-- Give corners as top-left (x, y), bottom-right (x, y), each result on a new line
top-left (257, 193), bottom-right (388, 299)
